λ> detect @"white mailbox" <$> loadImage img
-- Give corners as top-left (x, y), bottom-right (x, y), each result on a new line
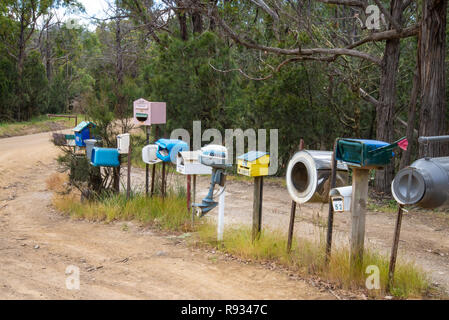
top-left (330, 186), bottom-right (352, 212)
top-left (177, 151), bottom-right (212, 175)
top-left (142, 144), bottom-right (161, 164)
top-left (117, 133), bottom-right (130, 154)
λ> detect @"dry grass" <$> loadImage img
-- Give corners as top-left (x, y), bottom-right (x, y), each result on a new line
top-left (194, 223), bottom-right (433, 299)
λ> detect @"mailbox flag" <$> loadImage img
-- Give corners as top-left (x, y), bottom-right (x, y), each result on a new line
top-left (398, 138), bottom-right (408, 151)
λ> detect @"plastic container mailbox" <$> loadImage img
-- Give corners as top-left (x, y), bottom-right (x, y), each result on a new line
top-left (117, 133), bottom-right (130, 154)
top-left (142, 145), bottom-right (161, 164)
top-left (336, 139), bottom-right (394, 168)
top-left (84, 139), bottom-right (98, 161)
top-left (91, 147), bottom-right (120, 167)
top-left (155, 139), bottom-right (189, 163)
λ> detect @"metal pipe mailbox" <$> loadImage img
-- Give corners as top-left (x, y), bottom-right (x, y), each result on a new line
top-left (286, 150), bottom-right (349, 204)
top-left (392, 157), bottom-right (449, 209)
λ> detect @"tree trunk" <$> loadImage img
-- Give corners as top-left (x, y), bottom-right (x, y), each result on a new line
top-left (418, 0), bottom-right (447, 157)
top-left (374, 0), bottom-right (402, 194)
top-left (400, 66), bottom-right (420, 169)
top-left (191, 1), bottom-right (203, 35)
top-left (176, 1), bottom-right (189, 41)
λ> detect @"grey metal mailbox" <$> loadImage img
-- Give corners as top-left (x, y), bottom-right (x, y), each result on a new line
top-left (392, 157), bottom-right (449, 208)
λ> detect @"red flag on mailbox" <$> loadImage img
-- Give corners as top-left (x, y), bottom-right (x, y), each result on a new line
top-left (397, 138), bottom-right (408, 151)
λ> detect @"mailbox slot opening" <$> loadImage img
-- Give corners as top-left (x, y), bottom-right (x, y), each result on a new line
top-left (136, 113), bottom-right (148, 122)
top-left (291, 161), bottom-right (309, 193)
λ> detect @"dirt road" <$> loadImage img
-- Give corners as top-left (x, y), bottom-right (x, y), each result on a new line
top-left (0, 132), bottom-right (332, 299)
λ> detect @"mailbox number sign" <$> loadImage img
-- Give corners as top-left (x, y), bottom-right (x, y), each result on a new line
top-left (332, 197), bottom-right (344, 212)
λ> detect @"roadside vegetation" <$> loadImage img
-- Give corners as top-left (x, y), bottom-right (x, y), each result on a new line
top-left (47, 172), bottom-right (435, 300)
top-left (0, 115), bottom-right (81, 138)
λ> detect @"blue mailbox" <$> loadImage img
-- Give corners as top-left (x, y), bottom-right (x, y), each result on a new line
top-left (91, 147), bottom-right (120, 167)
top-left (73, 121), bottom-right (96, 147)
top-left (155, 139), bottom-right (189, 163)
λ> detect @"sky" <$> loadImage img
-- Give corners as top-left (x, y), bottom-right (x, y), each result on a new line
top-left (60, 0), bottom-right (110, 30)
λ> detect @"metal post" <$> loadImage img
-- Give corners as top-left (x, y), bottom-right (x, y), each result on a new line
top-left (387, 205), bottom-right (404, 293)
top-left (325, 139), bottom-right (338, 265)
top-left (287, 139), bottom-right (304, 252)
top-left (145, 126), bottom-right (150, 196)
top-left (187, 175), bottom-right (191, 212)
top-left (150, 126), bottom-right (159, 198)
top-left (286, 201), bottom-right (296, 253)
top-left (217, 190), bottom-right (225, 241)
top-left (192, 175), bottom-right (197, 226)
top-left (126, 143), bottom-right (132, 200)
top-left (252, 176), bottom-right (264, 242)
top-left (161, 162), bottom-right (166, 198)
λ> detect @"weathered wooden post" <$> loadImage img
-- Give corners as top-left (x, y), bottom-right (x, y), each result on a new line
top-left (252, 176), bottom-right (264, 242)
top-left (236, 151), bottom-right (270, 243)
top-left (349, 167), bottom-right (370, 276)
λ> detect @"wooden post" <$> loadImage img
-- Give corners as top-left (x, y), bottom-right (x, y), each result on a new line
top-left (350, 168), bottom-right (370, 276)
top-left (286, 139), bottom-right (304, 252)
top-left (145, 126), bottom-right (150, 196)
top-left (126, 143), bottom-right (132, 200)
top-left (325, 139), bottom-right (338, 265)
top-left (387, 205), bottom-right (404, 293)
top-left (252, 176), bottom-right (264, 242)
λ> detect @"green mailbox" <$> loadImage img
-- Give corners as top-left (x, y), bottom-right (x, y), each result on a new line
top-left (336, 138), bottom-right (407, 168)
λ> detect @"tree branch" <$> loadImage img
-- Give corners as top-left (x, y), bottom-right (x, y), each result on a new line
top-left (373, 0), bottom-right (402, 31)
top-left (212, 10), bottom-right (382, 65)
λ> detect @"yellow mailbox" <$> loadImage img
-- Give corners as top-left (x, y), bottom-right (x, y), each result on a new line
top-left (237, 151), bottom-right (270, 177)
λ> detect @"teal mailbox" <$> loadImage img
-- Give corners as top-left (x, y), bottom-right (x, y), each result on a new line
top-left (336, 138), bottom-right (407, 168)
top-left (91, 147), bottom-right (120, 167)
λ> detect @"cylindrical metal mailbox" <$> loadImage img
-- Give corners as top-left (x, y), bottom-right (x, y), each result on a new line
top-left (392, 157), bottom-right (449, 208)
top-left (286, 150), bottom-right (349, 204)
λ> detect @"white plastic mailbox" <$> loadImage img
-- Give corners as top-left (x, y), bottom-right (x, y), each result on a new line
top-left (177, 151), bottom-right (212, 175)
top-left (117, 133), bottom-right (130, 154)
top-left (329, 186), bottom-right (352, 212)
top-left (142, 144), bottom-right (161, 164)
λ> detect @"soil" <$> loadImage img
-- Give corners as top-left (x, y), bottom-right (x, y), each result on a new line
top-left (0, 131), bottom-right (333, 300)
